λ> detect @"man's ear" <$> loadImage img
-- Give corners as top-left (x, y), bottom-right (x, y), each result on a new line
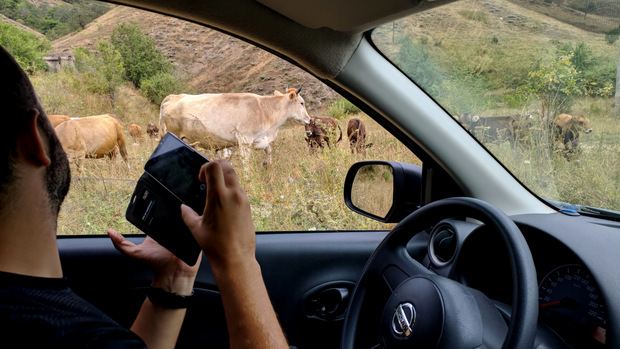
top-left (18, 109), bottom-right (52, 167)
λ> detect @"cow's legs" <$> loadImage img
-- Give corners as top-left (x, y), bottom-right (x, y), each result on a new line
top-left (263, 145), bottom-right (272, 168)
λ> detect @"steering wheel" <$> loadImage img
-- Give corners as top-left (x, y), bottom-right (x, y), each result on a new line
top-left (341, 197), bottom-right (538, 349)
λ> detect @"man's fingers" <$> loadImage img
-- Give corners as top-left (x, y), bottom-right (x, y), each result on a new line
top-left (107, 229), bottom-right (136, 254)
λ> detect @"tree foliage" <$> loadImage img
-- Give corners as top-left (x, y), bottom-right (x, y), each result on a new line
top-left (396, 37), bottom-right (446, 96)
top-left (110, 21), bottom-right (172, 88)
top-left (74, 42), bottom-right (125, 104)
top-left (140, 72), bottom-right (180, 105)
top-left (0, 22), bottom-right (50, 73)
top-left (0, 0), bottom-right (110, 40)
top-left (517, 53), bottom-right (582, 119)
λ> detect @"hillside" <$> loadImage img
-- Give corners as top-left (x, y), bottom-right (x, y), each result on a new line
top-left (0, 13), bottom-right (45, 38)
top-left (51, 6), bottom-right (339, 114)
top-left (507, 0), bottom-right (620, 33)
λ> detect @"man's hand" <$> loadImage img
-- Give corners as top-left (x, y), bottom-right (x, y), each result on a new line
top-left (180, 159), bottom-right (256, 271)
top-left (180, 159), bottom-right (288, 349)
top-left (107, 230), bottom-right (199, 295)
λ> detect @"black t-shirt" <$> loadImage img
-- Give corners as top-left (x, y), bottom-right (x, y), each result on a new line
top-left (0, 271), bottom-right (147, 348)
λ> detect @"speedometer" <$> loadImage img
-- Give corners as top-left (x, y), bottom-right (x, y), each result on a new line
top-left (539, 264), bottom-right (606, 346)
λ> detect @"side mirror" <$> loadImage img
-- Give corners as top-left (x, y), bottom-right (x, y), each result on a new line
top-left (344, 161), bottom-right (422, 223)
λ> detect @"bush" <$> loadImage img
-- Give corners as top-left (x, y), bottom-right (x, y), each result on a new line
top-left (396, 37), bottom-right (445, 96)
top-left (0, 22), bottom-right (50, 73)
top-left (605, 28), bottom-right (620, 44)
top-left (327, 98), bottom-right (361, 119)
top-left (559, 42), bottom-right (615, 97)
top-left (73, 42), bottom-right (125, 102)
top-left (110, 21), bottom-right (173, 87)
top-left (140, 72), bottom-right (181, 105)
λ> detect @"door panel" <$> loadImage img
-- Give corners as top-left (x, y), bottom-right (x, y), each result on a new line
top-left (57, 231), bottom-right (401, 348)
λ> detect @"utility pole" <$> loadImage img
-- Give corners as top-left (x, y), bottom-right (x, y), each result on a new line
top-left (615, 34), bottom-right (620, 117)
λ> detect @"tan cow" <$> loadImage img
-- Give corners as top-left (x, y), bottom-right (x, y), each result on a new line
top-left (129, 124), bottom-right (144, 143)
top-left (159, 87), bottom-right (310, 166)
top-left (554, 113), bottom-right (593, 152)
top-left (55, 114), bottom-right (129, 173)
top-left (48, 115), bottom-right (71, 128)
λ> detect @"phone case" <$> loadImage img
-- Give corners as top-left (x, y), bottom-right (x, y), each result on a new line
top-left (126, 172), bottom-right (202, 266)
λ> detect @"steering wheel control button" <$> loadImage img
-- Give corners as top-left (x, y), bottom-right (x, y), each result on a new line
top-left (392, 303), bottom-right (415, 337)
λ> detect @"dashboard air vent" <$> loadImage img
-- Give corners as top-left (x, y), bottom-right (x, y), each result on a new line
top-left (430, 224), bottom-right (457, 265)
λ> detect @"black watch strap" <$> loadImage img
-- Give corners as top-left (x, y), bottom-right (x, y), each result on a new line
top-left (147, 285), bottom-right (194, 308)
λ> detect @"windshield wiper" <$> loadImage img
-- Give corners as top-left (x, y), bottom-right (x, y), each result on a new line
top-left (543, 199), bottom-right (620, 219)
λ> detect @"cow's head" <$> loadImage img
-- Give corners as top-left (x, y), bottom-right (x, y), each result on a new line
top-left (456, 113), bottom-right (479, 131)
top-left (575, 114), bottom-right (593, 134)
top-left (284, 86), bottom-right (311, 125)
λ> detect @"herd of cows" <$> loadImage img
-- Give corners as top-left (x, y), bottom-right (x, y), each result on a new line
top-left (454, 112), bottom-right (593, 152)
top-left (45, 87), bottom-right (373, 173)
top-left (44, 87), bottom-right (594, 174)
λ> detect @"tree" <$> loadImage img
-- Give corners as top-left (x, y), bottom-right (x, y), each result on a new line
top-left (517, 53), bottom-right (582, 121)
top-left (73, 41), bottom-right (125, 106)
top-left (110, 21), bottom-right (172, 87)
top-left (0, 22), bottom-right (50, 73)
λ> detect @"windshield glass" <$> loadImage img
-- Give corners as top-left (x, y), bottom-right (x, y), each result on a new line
top-left (372, 0), bottom-right (620, 213)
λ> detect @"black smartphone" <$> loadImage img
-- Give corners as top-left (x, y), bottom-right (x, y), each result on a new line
top-left (125, 133), bottom-right (208, 266)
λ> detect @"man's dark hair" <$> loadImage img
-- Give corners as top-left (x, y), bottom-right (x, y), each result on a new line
top-left (0, 45), bottom-right (71, 218)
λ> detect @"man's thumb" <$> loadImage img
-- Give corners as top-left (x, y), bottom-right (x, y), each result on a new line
top-left (180, 204), bottom-right (200, 231)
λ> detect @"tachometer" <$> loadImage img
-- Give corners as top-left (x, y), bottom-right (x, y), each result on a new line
top-left (539, 264), bottom-right (606, 346)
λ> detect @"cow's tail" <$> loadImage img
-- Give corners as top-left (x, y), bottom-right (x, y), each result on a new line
top-left (159, 95), bottom-right (171, 136)
top-left (336, 125), bottom-right (343, 144)
top-left (114, 120), bottom-right (129, 164)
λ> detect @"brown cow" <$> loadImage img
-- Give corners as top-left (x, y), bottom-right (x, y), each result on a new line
top-left (554, 114), bottom-right (593, 152)
top-left (160, 87), bottom-right (310, 166)
top-left (146, 122), bottom-right (159, 139)
top-left (129, 124), bottom-right (144, 143)
top-left (347, 118), bottom-right (368, 156)
top-left (54, 114), bottom-right (129, 173)
top-left (48, 114), bottom-right (71, 128)
top-left (305, 116), bottom-right (342, 153)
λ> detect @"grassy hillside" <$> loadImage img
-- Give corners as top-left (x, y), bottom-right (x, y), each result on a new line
top-left (24, 0), bottom-right (620, 234)
top-left (51, 6), bottom-right (339, 114)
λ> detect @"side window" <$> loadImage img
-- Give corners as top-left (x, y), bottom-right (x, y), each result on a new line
top-left (22, 5), bottom-right (421, 234)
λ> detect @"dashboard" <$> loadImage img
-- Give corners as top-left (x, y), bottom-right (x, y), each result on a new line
top-left (421, 213), bottom-right (613, 348)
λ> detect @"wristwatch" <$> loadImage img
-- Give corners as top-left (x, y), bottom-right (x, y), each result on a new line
top-left (147, 285), bottom-right (194, 308)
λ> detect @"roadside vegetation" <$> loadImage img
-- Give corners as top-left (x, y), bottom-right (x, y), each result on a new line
top-left (375, 1), bottom-right (620, 211)
top-left (4, 0), bottom-right (618, 233)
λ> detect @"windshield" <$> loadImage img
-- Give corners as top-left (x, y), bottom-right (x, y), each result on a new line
top-left (372, 0), bottom-right (620, 213)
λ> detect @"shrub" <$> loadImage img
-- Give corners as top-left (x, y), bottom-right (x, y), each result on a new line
top-left (604, 28), bottom-right (620, 44)
top-left (110, 21), bottom-right (172, 87)
top-left (140, 72), bottom-right (181, 105)
top-left (327, 98), bottom-right (361, 119)
top-left (0, 22), bottom-right (50, 73)
top-left (396, 37), bottom-right (445, 96)
top-left (73, 41), bottom-right (125, 103)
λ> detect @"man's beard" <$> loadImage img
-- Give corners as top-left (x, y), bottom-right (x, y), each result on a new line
top-left (39, 116), bottom-right (71, 217)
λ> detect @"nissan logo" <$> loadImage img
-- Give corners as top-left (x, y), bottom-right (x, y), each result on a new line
top-left (392, 302), bottom-right (415, 338)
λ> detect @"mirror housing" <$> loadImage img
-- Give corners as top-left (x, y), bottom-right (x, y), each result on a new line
top-left (344, 161), bottom-right (422, 223)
